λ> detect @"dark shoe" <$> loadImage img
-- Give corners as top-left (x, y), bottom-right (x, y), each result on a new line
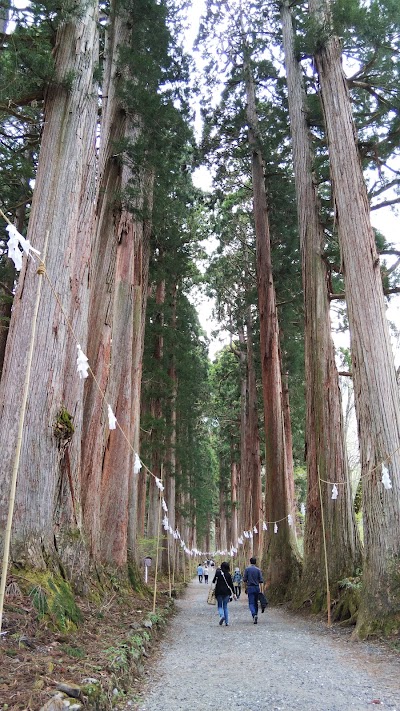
top-left (261, 607), bottom-right (266, 613)
top-left (254, 615), bottom-right (258, 624)
top-left (225, 622), bottom-right (229, 626)
top-left (219, 617), bottom-right (224, 625)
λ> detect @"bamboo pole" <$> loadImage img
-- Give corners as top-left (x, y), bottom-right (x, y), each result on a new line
top-left (317, 466), bottom-right (332, 627)
top-left (152, 480), bottom-right (163, 614)
top-left (0, 232), bottom-right (49, 633)
top-left (167, 530), bottom-right (172, 598)
top-left (171, 538), bottom-right (176, 589)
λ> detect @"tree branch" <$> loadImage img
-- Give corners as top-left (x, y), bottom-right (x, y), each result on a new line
top-left (371, 197), bottom-right (400, 211)
top-left (0, 281), bottom-right (14, 297)
top-left (369, 178), bottom-right (400, 200)
top-left (380, 250), bottom-right (400, 258)
top-left (0, 93), bottom-right (44, 120)
top-left (330, 286), bottom-right (400, 301)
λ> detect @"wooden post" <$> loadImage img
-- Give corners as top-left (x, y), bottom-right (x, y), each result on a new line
top-left (318, 467), bottom-right (332, 627)
top-left (167, 532), bottom-right (172, 598)
top-left (0, 231), bottom-right (49, 633)
top-left (152, 480), bottom-right (163, 614)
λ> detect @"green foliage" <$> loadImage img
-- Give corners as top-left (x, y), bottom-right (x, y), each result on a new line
top-left (53, 405), bottom-right (74, 443)
top-left (209, 347), bottom-right (241, 505)
top-left (29, 585), bottom-right (48, 618)
top-left (25, 572), bottom-right (82, 630)
top-left (354, 478), bottom-right (362, 514)
top-left (47, 577), bottom-right (82, 630)
top-left (136, 537), bottom-right (163, 560)
top-left (60, 643), bottom-right (86, 658)
top-left (294, 466), bottom-right (307, 505)
top-left (104, 629), bottom-right (149, 671)
top-left (148, 611), bottom-right (163, 625)
top-left (338, 570), bottom-right (362, 591)
top-left (198, 3), bottom-right (306, 467)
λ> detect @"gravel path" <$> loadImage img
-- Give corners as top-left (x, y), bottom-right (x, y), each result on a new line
top-left (133, 580), bottom-right (400, 711)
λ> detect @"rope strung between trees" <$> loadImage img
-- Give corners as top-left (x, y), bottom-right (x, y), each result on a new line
top-left (0, 209), bottom-right (397, 630)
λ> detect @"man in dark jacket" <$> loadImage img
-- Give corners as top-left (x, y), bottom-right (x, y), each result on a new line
top-left (243, 557), bottom-right (264, 624)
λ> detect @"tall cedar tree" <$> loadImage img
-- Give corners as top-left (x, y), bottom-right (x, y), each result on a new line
top-left (281, 0), bottom-right (361, 609)
top-left (308, 0), bottom-right (400, 636)
top-left (81, 0), bottom-right (192, 567)
top-left (206, 205), bottom-right (262, 557)
top-left (199, 1), bottom-right (301, 593)
top-left (0, 0), bottom-right (98, 576)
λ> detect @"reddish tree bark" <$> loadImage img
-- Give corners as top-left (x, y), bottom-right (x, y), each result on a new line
top-left (162, 282), bottom-right (177, 574)
top-left (246, 308), bottom-right (262, 558)
top-left (146, 279), bottom-right (166, 541)
top-left (81, 2), bottom-right (152, 567)
top-left (309, 0), bottom-right (400, 635)
top-left (243, 51), bottom-right (300, 595)
top-left (238, 325), bottom-right (251, 556)
top-left (281, 0), bottom-right (360, 605)
top-left (128, 174), bottom-right (153, 565)
top-left (0, 1), bottom-right (98, 575)
top-left (230, 457), bottom-right (238, 549)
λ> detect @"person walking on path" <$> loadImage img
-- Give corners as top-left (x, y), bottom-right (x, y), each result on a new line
top-left (243, 556), bottom-right (264, 624)
top-left (232, 567), bottom-right (243, 598)
top-left (212, 561), bottom-right (236, 626)
top-left (203, 565), bottom-right (209, 584)
top-left (197, 563), bottom-right (204, 583)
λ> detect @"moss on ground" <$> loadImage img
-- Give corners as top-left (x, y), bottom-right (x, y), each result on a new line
top-left (16, 569), bottom-right (82, 631)
top-left (2, 568), bottom-right (180, 710)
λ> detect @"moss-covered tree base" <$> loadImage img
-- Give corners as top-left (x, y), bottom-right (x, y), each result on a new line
top-left (354, 611), bottom-right (400, 640)
top-left (262, 545), bottom-right (302, 604)
top-left (291, 582), bottom-right (328, 614)
top-left (332, 587), bottom-right (361, 626)
top-left (292, 572), bottom-right (362, 624)
top-left (11, 568), bottom-right (83, 631)
top-left (128, 557), bottom-right (152, 596)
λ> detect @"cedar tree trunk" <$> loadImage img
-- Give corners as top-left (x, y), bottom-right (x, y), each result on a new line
top-left (309, 0), bottom-right (400, 635)
top-left (0, 0), bottom-right (98, 575)
top-left (244, 51), bottom-right (300, 596)
top-left (281, 0), bottom-right (361, 606)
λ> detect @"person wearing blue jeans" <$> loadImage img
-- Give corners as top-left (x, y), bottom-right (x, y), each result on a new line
top-left (212, 561), bottom-right (235, 626)
top-left (243, 556), bottom-right (264, 624)
top-left (216, 594), bottom-right (230, 625)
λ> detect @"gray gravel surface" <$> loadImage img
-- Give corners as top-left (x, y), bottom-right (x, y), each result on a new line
top-left (133, 580), bottom-right (400, 711)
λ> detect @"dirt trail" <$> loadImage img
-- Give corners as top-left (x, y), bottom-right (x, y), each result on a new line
top-left (133, 579), bottom-right (400, 711)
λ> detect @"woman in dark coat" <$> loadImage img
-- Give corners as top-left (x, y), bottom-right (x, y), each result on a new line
top-left (212, 561), bottom-right (235, 626)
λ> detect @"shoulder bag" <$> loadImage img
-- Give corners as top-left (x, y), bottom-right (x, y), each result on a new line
top-left (207, 584), bottom-right (216, 605)
top-left (220, 571), bottom-right (236, 601)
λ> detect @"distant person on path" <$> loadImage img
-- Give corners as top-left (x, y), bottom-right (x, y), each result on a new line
top-left (232, 567), bottom-right (243, 598)
top-left (197, 564), bottom-right (204, 583)
top-left (212, 561), bottom-right (235, 626)
top-left (243, 556), bottom-right (264, 624)
top-left (203, 565), bottom-right (209, 584)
